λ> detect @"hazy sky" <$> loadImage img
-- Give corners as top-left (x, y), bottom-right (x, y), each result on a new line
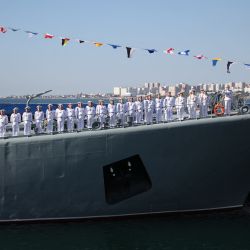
top-left (0, 0), bottom-right (250, 96)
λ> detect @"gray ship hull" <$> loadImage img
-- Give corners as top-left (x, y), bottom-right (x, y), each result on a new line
top-left (1, 115), bottom-right (250, 222)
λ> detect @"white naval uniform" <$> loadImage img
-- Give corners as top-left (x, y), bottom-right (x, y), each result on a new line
top-left (46, 109), bottom-right (55, 133)
top-left (175, 96), bottom-right (185, 121)
top-left (22, 112), bottom-right (33, 135)
top-left (66, 108), bottom-right (75, 132)
top-left (108, 104), bottom-right (116, 128)
top-left (163, 96), bottom-right (175, 122)
top-left (96, 104), bottom-right (107, 128)
top-left (116, 102), bottom-right (126, 126)
top-left (0, 114), bottom-right (8, 137)
top-left (187, 94), bottom-right (198, 119)
top-left (155, 98), bottom-right (163, 123)
top-left (86, 106), bottom-right (96, 129)
top-left (34, 111), bottom-right (44, 133)
top-left (55, 109), bottom-right (66, 132)
top-left (75, 107), bottom-right (85, 130)
top-left (10, 112), bottom-right (21, 136)
top-left (223, 89), bottom-right (233, 115)
top-left (143, 99), bottom-right (149, 124)
top-left (127, 101), bottom-right (136, 124)
top-left (198, 93), bottom-right (209, 118)
top-left (146, 100), bottom-right (155, 124)
top-left (134, 101), bottom-right (143, 124)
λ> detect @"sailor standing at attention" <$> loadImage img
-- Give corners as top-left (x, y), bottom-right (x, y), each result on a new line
top-left (155, 94), bottom-right (163, 123)
top-left (0, 109), bottom-right (9, 137)
top-left (223, 85), bottom-right (233, 116)
top-left (127, 97), bottom-right (136, 124)
top-left (66, 103), bottom-right (75, 132)
top-left (86, 101), bottom-right (95, 129)
top-left (143, 95), bottom-right (149, 124)
top-left (108, 99), bottom-right (116, 128)
top-left (198, 89), bottom-right (209, 118)
top-left (22, 106), bottom-right (33, 136)
top-left (175, 92), bottom-right (185, 121)
top-left (134, 96), bottom-right (144, 124)
top-left (55, 104), bottom-right (66, 133)
top-left (187, 89), bottom-right (198, 119)
top-left (75, 102), bottom-right (85, 131)
top-left (34, 105), bottom-right (44, 134)
top-left (10, 107), bottom-right (21, 136)
top-left (46, 104), bottom-right (55, 134)
top-left (147, 94), bottom-right (155, 124)
top-left (163, 92), bottom-right (175, 122)
top-left (96, 100), bottom-right (107, 129)
top-left (116, 98), bottom-right (126, 127)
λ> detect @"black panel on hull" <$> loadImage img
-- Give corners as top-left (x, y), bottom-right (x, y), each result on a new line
top-left (103, 155), bottom-right (152, 204)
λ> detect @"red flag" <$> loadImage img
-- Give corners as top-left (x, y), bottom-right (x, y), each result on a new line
top-left (164, 48), bottom-right (174, 54)
top-left (194, 54), bottom-right (207, 60)
top-left (0, 26), bottom-right (7, 33)
top-left (44, 33), bottom-right (54, 39)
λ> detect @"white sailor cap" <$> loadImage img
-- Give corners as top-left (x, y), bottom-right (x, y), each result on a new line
top-left (36, 105), bottom-right (42, 109)
top-left (58, 104), bottom-right (63, 107)
top-left (88, 100), bottom-right (92, 103)
top-left (13, 107), bottom-right (19, 111)
top-left (48, 103), bottom-right (53, 107)
top-left (25, 106), bottom-right (31, 110)
top-left (0, 109), bottom-right (5, 112)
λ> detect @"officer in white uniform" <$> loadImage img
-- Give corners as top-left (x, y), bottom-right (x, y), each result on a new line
top-left (163, 92), bottom-right (175, 122)
top-left (22, 106), bottom-right (33, 136)
top-left (223, 85), bottom-right (233, 115)
top-left (10, 107), bottom-right (21, 136)
top-left (187, 89), bottom-right (198, 119)
top-left (127, 97), bottom-right (136, 125)
top-left (198, 89), bottom-right (209, 118)
top-left (135, 96), bottom-right (144, 124)
top-left (66, 103), bottom-right (75, 132)
top-left (0, 109), bottom-right (8, 137)
top-left (75, 102), bottom-right (85, 130)
top-left (108, 99), bottom-right (116, 128)
top-left (155, 94), bottom-right (163, 123)
top-left (34, 105), bottom-right (44, 134)
top-left (46, 104), bottom-right (55, 134)
top-left (55, 104), bottom-right (66, 133)
top-left (116, 98), bottom-right (126, 127)
top-left (86, 101), bottom-right (96, 129)
top-left (175, 92), bottom-right (185, 121)
top-left (96, 100), bottom-right (107, 129)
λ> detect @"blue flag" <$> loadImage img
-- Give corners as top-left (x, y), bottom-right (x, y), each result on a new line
top-left (108, 44), bottom-right (121, 49)
top-left (178, 50), bottom-right (190, 56)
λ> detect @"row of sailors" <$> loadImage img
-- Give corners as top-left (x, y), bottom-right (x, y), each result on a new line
top-left (0, 88), bottom-right (232, 138)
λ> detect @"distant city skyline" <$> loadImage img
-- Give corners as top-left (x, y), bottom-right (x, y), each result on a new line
top-left (0, 0), bottom-right (250, 96)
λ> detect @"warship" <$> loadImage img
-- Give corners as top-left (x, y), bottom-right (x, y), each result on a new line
top-left (0, 107), bottom-right (250, 222)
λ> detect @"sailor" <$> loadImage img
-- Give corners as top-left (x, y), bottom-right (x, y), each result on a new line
top-left (175, 92), bottom-right (185, 121)
top-left (85, 101), bottom-right (95, 129)
top-left (10, 107), bottom-right (21, 136)
top-left (116, 97), bottom-right (126, 127)
top-left (223, 85), bottom-right (233, 115)
top-left (66, 103), bottom-right (75, 132)
top-left (34, 105), bottom-right (44, 134)
top-left (0, 109), bottom-right (8, 138)
top-left (147, 94), bottom-right (155, 124)
top-left (75, 102), bottom-right (85, 130)
top-left (46, 104), bottom-right (55, 134)
top-left (96, 100), bottom-right (107, 128)
top-left (22, 106), bottom-right (33, 136)
top-left (108, 99), bottom-right (116, 128)
top-left (187, 89), bottom-right (198, 119)
top-left (127, 97), bottom-right (136, 125)
top-left (155, 94), bottom-right (163, 123)
top-left (55, 104), bottom-right (66, 133)
top-left (198, 89), bottom-right (209, 118)
top-left (163, 92), bottom-right (175, 122)
top-left (134, 96), bottom-right (144, 124)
